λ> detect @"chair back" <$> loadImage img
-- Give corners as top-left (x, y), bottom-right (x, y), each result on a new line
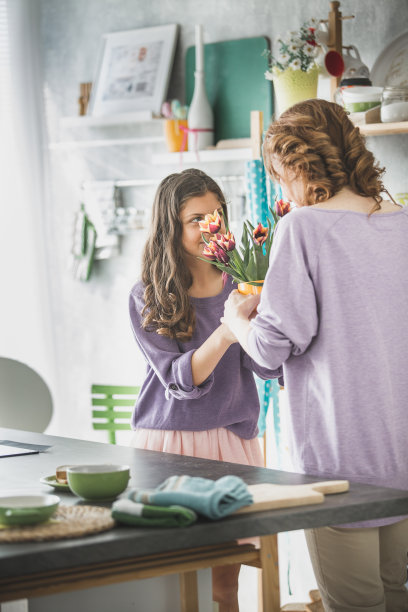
top-left (91, 384), bottom-right (140, 444)
top-left (0, 357), bottom-right (53, 432)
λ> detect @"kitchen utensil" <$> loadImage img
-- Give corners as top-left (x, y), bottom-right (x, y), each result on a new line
top-left (186, 37), bottom-right (272, 141)
top-left (381, 87), bottom-right (408, 122)
top-left (234, 480), bottom-right (349, 514)
top-left (0, 494), bottom-right (60, 526)
top-left (67, 464), bottom-right (130, 501)
top-left (315, 25), bottom-right (344, 78)
top-left (371, 30), bottom-right (408, 87)
top-left (40, 476), bottom-right (71, 491)
top-left (341, 86), bottom-right (383, 113)
top-left (342, 45), bottom-right (370, 80)
top-left (324, 50), bottom-right (345, 77)
top-left (161, 101), bottom-right (172, 118)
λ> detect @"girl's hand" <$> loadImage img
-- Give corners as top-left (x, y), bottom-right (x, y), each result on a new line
top-left (221, 290), bottom-right (261, 328)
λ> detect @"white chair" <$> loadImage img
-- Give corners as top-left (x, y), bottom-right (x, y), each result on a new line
top-left (0, 357), bottom-right (53, 432)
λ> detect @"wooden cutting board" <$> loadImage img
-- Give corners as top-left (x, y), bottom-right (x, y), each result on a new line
top-left (235, 480), bottom-right (349, 514)
top-left (185, 36), bottom-right (273, 142)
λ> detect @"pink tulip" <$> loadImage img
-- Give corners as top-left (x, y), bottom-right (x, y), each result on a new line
top-left (253, 223), bottom-right (268, 246)
top-left (199, 209), bottom-right (222, 234)
top-left (275, 198), bottom-right (291, 217)
top-left (214, 231), bottom-right (235, 252)
top-left (202, 242), bottom-right (218, 261)
top-left (202, 240), bottom-right (229, 264)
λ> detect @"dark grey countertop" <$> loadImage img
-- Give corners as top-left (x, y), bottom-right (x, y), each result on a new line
top-left (1, 427), bottom-right (408, 579)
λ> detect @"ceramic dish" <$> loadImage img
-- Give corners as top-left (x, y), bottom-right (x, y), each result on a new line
top-left (40, 475), bottom-right (71, 492)
top-left (67, 464), bottom-right (130, 501)
top-left (0, 494), bottom-right (60, 526)
top-left (371, 31), bottom-right (408, 87)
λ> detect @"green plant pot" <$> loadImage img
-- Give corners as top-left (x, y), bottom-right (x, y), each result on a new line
top-left (270, 66), bottom-right (319, 115)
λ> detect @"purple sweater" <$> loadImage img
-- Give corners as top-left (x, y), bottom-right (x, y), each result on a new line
top-left (129, 276), bottom-right (282, 439)
top-left (248, 206), bottom-right (408, 527)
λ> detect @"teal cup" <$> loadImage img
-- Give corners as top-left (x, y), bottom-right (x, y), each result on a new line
top-left (67, 464), bottom-right (130, 501)
top-left (0, 494), bottom-right (60, 526)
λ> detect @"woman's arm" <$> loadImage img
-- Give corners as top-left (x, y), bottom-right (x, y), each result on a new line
top-left (222, 213), bottom-right (319, 371)
top-left (130, 287), bottom-right (237, 400)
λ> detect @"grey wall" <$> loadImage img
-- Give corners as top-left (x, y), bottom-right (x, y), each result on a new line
top-left (39, 0), bottom-right (408, 439)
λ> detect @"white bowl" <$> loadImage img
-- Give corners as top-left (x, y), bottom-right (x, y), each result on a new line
top-left (0, 494), bottom-right (60, 526)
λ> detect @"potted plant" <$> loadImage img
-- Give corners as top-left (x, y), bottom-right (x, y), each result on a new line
top-left (264, 19), bottom-right (321, 115)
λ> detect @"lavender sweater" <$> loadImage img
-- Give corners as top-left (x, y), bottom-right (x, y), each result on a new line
top-left (129, 276), bottom-right (282, 439)
top-left (248, 206), bottom-right (408, 527)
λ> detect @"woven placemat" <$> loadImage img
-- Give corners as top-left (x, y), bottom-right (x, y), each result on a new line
top-left (0, 505), bottom-right (116, 542)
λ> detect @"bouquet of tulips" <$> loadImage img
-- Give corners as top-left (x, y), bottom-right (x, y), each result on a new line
top-left (199, 199), bottom-right (291, 286)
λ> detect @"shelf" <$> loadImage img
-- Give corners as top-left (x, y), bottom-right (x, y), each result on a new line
top-left (60, 111), bottom-right (162, 128)
top-left (49, 136), bottom-right (165, 151)
top-left (358, 121), bottom-right (408, 136)
top-left (152, 147), bottom-right (253, 165)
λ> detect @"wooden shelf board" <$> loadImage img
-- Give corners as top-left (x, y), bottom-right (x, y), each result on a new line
top-left (359, 121), bottom-right (408, 136)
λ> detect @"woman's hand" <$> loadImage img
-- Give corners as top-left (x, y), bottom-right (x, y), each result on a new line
top-left (220, 290), bottom-right (260, 353)
top-left (222, 290), bottom-right (261, 326)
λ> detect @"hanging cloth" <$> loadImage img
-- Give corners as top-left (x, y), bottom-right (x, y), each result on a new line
top-left (244, 157), bottom-right (282, 455)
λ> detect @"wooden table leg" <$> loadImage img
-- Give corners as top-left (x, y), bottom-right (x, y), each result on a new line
top-left (179, 571), bottom-right (199, 612)
top-left (259, 534), bottom-right (280, 612)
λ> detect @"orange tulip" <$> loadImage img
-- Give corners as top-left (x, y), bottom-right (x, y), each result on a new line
top-left (253, 223), bottom-right (268, 246)
top-left (214, 231), bottom-right (235, 252)
top-left (199, 209), bottom-right (222, 234)
top-left (275, 198), bottom-right (291, 217)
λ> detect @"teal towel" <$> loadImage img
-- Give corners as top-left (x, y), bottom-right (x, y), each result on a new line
top-left (111, 499), bottom-right (197, 527)
top-left (128, 475), bottom-right (253, 520)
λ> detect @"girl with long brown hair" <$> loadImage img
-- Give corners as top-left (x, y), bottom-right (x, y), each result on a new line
top-left (129, 168), bottom-right (281, 611)
top-left (222, 99), bottom-right (408, 612)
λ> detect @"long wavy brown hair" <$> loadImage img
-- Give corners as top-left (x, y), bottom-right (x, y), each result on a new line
top-left (263, 99), bottom-right (386, 211)
top-left (141, 168), bottom-right (228, 341)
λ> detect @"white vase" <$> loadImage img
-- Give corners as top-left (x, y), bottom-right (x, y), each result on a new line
top-left (188, 70), bottom-right (214, 152)
top-left (188, 25), bottom-right (214, 152)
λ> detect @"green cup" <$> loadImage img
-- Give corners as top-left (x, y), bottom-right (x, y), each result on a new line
top-left (67, 465), bottom-right (130, 501)
top-left (0, 494), bottom-right (60, 526)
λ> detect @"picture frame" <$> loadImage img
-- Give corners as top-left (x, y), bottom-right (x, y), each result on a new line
top-left (88, 24), bottom-right (179, 117)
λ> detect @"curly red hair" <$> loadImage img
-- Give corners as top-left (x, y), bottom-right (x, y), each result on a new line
top-left (263, 99), bottom-right (386, 211)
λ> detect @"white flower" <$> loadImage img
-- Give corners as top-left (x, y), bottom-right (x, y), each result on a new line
top-left (304, 44), bottom-right (315, 56)
top-left (279, 52), bottom-right (289, 63)
top-left (290, 58), bottom-right (301, 70)
top-left (289, 43), bottom-right (299, 52)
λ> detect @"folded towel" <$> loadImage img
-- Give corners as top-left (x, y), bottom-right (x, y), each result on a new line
top-left (111, 499), bottom-right (197, 528)
top-left (128, 475), bottom-right (253, 520)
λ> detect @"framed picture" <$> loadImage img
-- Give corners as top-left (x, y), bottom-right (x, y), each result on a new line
top-left (88, 24), bottom-right (179, 116)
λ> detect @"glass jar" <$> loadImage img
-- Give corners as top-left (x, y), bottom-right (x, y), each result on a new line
top-left (381, 87), bottom-right (408, 123)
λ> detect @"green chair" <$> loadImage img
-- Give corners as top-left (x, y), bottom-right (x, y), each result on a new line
top-left (91, 384), bottom-right (140, 444)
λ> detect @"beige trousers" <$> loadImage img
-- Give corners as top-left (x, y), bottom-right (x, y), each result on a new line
top-left (305, 518), bottom-right (408, 612)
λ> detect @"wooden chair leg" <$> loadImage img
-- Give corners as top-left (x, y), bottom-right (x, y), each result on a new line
top-left (179, 570), bottom-right (199, 612)
top-left (258, 534), bottom-right (280, 612)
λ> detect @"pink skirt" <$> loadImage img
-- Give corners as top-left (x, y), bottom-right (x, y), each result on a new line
top-left (130, 427), bottom-right (264, 467)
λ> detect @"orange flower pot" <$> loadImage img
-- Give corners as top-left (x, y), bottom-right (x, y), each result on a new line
top-left (164, 119), bottom-right (188, 152)
top-left (237, 281), bottom-right (264, 295)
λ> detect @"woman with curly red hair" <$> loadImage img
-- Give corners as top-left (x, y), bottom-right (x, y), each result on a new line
top-left (222, 99), bottom-right (408, 612)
